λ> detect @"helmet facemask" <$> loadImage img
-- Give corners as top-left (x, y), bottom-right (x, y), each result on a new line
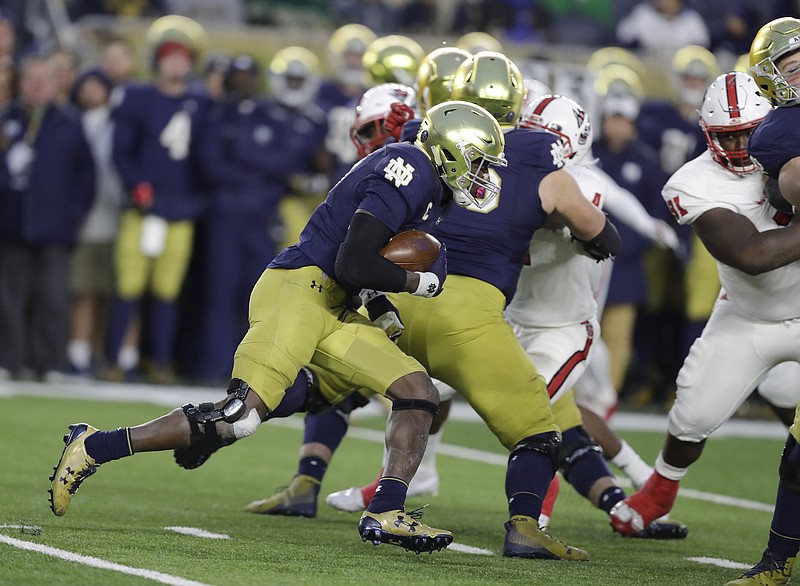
top-left (751, 53), bottom-right (800, 107)
top-left (701, 123), bottom-right (760, 175)
top-left (432, 141), bottom-right (506, 208)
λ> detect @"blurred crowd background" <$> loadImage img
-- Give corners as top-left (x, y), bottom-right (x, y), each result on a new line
top-left (0, 0), bottom-right (792, 417)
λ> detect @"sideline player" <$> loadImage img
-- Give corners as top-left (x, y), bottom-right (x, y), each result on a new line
top-left (104, 16), bottom-right (209, 382)
top-left (722, 18), bottom-right (800, 585)
top-left (48, 100), bottom-right (508, 555)
top-left (608, 71), bottom-right (800, 568)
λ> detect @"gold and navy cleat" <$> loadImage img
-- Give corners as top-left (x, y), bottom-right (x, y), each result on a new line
top-left (725, 549), bottom-right (794, 585)
top-left (244, 474), bottom-right (320, 517)
top-left (48, 423), bottom-right (99, 516)
top-left (358, 508), bottom-right (453, 554)
top-left (503, 515), bottom-right (590, 561)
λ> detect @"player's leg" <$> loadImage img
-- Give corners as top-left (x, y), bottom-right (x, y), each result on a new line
top-left (310, 306), bottom-right (453, 553)
top-left (611, 302), bottom-right (775, 535)
top-left (105, 210), bottom-right (149, 378)
top-left (725, 418), bottom-right (800, 585)
top-left (393, 277), bottom-right (588, 560)
top-left (245, 381), bottom-right (370, 517)
top-left (578, 405), bottom-right (653, 489)
top-left (326, 381), bottom-right (453, 512)
top-left (49, 267), bottom-right (329, 516)
top-left (147, 219), bottom-right (194, 383)
top-left (552, 394), bottom-right (686, 539)
top-left (758, 362), bottom-right (800, 428)
top-left (355, 371), bottom-right (453, 553)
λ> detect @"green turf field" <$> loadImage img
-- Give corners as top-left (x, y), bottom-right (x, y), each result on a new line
top-left (0, 390), bottom-right (786, 585)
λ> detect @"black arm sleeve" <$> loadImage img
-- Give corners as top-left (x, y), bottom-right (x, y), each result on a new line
top-left (335, 211), bottom-right (409, 293)
top-left (573, 215), bottom-right (622, 261)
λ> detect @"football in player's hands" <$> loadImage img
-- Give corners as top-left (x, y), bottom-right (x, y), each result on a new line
top-left (379, 229), bottom-right (441, 272)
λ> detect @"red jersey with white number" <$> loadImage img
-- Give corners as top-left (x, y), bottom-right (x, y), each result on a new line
top-left (505, 164), bottom-right (609, 328)
top-left (662, 150), bottom-right (800, 321)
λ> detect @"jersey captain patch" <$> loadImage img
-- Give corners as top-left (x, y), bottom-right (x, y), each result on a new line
top-left (383, 156), bottom-right (416, 187)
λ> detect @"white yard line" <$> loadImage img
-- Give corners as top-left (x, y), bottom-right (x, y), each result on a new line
top-left (685, 556), bottom-right (751, 570)
top-left (0, 533), bottom-right (213, 586)
top-left (449, 542), bottom-right (494, 555)
top-left (164, 526), bottom-right (230, 539)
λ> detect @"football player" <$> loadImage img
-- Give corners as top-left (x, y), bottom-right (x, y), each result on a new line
top-left (195, 54), bottom-right (295, 381)
top-left (48, 100), bottom-right (508, 555)
top-left (320, 24), bottom-right (375, 183)
top-left (104, 15), bottom-right (210, 383)
top-left (267, 46), bottom-right (332, 251)
top-left (607, 69), bottom-right (800, 584)
top-left (719, 18), bottom-right (800, 585)
top-left (246, 55), bottom-right (464, 516)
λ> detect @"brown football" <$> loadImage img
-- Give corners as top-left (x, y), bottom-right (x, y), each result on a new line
top-left (379, 230), bottom-right (441, 272)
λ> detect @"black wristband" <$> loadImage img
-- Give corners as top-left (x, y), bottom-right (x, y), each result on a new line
top-left (573, 216), bottom-right (622, 261)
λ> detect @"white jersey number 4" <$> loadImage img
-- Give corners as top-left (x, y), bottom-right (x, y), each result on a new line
top-left (160, 111), bottom-right (191, 161)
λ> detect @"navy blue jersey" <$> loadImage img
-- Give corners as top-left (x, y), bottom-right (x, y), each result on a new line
top-left (748, 106), bottom-right (800, 179)
top-left (638, 100), bottom-right (705, 175)
top-left (112, 83), bottom-right (210, 220)
top-left (594, 136), bottom-right (669, 306)
top-left (432, 128), bottom-right (555, 304)
top-left (272, 101), bottom-right (329, 177)
top-left (270, 142), bottom-right (448, 282)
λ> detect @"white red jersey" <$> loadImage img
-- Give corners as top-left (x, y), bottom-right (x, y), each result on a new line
top-left (505, 164), bottom-right (609, 328)
top-left (662, 150), bottom-right (800, 321)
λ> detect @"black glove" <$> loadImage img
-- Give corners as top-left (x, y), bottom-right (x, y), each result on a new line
top-left (359, 289), bottom-right (405, 341)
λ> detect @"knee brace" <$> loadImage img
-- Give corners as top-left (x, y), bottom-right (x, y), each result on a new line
top-left (509, 431), bottom-right (562, 469)
top-left (779, 434), bottom-right (800, 494)
top-left (558, 427), bottom-right (605, 477)
top-left (182, 378), bottom-right (260, 448)
top-left (392, 398), bottom-right (439, 417)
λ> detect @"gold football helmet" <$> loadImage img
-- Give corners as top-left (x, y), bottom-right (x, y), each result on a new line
top-left (587, 46), bottom-right (646, 80)
top-left (363, 35), bottom-right (425, 86)
top-left (328, 23), bottom-right (376, 86)
top-left (145, 14), bottom-right (208, 62)
top-left (671, 45), bottom-right (719, 107)
top-left (416, 100), bottom-right (507, 209)
top-left (456, 32), bottom-right (503, 54)
top-left (268, 46), bottom-right (321, 108)
top-left (750, 17), bottom-right (800, 107)
top-left (450, 51), bottom-right (524, 128)
top-left (593, 64), bottom-right (645, 100)
top-left (416, 47), bottom-right (471, 114)
top-left (146, 15), bottom-right (207, 67)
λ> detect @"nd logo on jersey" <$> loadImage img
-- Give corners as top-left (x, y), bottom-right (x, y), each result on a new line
top-left (384, 157), bottom-right (415, 187)
top-left (463, 168), bottom-right (502, 213)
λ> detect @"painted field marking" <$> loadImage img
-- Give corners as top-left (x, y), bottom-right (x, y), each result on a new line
top-left (685, 556), bottom-right (751, 570)
top-left (0, 523), bottom-right (43, 535)
top-left (0, 533), bottom-right (212, 586)
top-left (449, 542), bottom-right (494, 555)
top-left (165, 526), bottom-right (230, 539)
